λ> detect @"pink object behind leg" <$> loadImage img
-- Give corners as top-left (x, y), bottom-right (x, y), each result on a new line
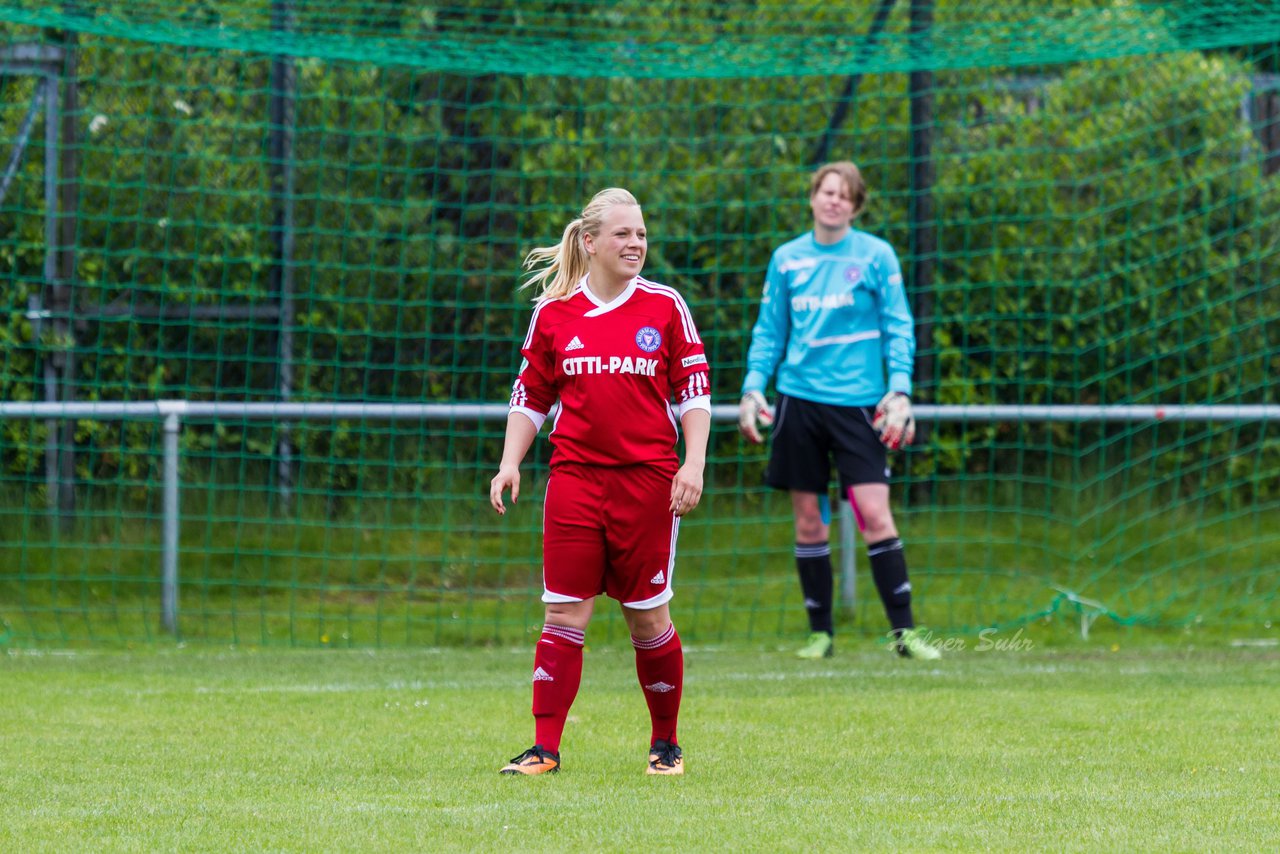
top-left (846, 486), bottom-right (866, 532)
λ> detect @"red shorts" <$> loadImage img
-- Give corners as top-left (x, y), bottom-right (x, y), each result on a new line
top-left (541, 462), bottom-right (680, 609)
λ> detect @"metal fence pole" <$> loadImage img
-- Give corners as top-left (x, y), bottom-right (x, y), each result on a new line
top-left (42, 72), bottom-right (60, 519)
top-left (839, 500), bottom-right (857, 612)
top-left (161, 409), bottom-right (182, 634)
top-left (270, 0), bottom-right (297, 512)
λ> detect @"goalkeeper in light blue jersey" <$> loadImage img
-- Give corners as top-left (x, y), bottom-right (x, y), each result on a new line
top-left (738, 161), bottom-right (939, 661)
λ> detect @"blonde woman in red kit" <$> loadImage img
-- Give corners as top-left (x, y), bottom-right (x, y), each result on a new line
top-left (490, 188), bottom-right (711, 776)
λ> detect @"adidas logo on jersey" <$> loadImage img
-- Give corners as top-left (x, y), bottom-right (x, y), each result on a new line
top-left (565, 336), bottom-right (585, 351)
top-left (650, 570), bottom-right (665, 585)
top-left (532, 667), bottom-right (554, 682)
top-left (644, 681), bottom-right (676, 693)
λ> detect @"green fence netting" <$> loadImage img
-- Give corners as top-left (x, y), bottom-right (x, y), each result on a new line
top-left (2, 1), bottom-right (1278, 647)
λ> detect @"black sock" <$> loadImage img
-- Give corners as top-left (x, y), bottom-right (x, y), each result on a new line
top-left (795, 541), bottom-right (833, 635)
top-left (867, 537), bottom-right (915, 632)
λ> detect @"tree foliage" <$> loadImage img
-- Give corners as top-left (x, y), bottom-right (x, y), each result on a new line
top-left (2, 1), bottom-right (1278, 501)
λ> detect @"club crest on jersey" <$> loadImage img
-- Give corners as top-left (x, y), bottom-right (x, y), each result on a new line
top-left (635, 326), bottom-right (662, 352)
top-left (844, 265), bottom-right (863, 284)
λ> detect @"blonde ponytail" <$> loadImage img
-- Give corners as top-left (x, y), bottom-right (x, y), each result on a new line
top-left (522, 188), bottom-right (639, 300)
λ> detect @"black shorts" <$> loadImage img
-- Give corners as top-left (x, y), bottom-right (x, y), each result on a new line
top-left (765, 394), bottom-right (890, 493)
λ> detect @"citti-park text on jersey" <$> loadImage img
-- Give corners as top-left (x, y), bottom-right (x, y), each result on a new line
top-left (562, 356), bottom-right (660, 377)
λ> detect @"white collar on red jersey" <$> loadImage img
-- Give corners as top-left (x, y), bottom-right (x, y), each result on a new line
top-left (578, 274), bottom-right (638, 317)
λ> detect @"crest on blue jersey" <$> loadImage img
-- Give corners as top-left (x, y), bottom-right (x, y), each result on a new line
top-left (844, 265), bottom-right (863, 285)
top-left (635, 326), bottom-right (662, 352)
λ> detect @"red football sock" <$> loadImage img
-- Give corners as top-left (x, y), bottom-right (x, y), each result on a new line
top-left (632, 623), bottom-right (683, 746)
top-left (530, 624), bottom-right (584, 754)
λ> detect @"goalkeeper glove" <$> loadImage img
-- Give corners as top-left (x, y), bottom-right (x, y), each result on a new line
top-left (872, 391), bottom-right (915, 450)
top-left (738, 391), bottom-right (774, 444)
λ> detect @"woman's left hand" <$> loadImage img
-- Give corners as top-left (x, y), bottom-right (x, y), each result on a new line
top-left (669, 464), bottom-right (704, 517)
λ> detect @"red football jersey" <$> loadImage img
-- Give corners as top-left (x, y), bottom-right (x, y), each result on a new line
top-left (510, 275), bottom-right (711, 469)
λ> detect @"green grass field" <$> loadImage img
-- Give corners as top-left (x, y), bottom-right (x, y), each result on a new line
top-left (4, 643), bottom-right (1278, 851)
top-left (5, 468), bottom-right (1278, 848)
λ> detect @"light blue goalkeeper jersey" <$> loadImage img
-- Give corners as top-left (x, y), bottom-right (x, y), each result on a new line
top-left (741, 228), bottom-right (914, 407)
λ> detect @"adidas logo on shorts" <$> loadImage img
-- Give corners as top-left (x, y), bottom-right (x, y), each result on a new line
top-left (650, 570), bottom-right (665, 584)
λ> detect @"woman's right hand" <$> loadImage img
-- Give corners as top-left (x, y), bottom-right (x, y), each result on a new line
top-left (738, 391), bottom-right (774, 444)
top-left (489, 465), bottom-right (521, 515)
